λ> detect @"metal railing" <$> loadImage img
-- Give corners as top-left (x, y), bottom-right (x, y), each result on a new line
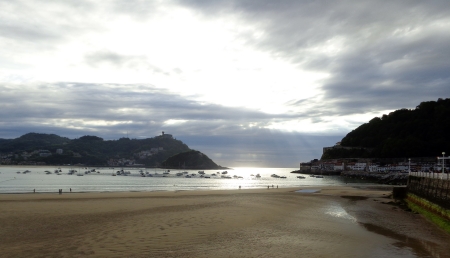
top-left (409, 172), bottom-right (449, 180)
top-left (407, 175), bottom-right (450, 209)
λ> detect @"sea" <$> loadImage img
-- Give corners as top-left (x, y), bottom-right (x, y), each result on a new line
top-left (0, 166), bottom-right (377, 194)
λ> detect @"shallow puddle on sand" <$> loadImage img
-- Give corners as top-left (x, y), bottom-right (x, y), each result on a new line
top-left (360, 223), bottom-right (442, 257)
top-left (325, 203), bottom-right (357, 222)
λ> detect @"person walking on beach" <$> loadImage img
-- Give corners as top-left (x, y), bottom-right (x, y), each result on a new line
top-left (70, 188), bottom-right (72, 192)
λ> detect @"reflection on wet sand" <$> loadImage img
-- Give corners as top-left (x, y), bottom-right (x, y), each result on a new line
top-left (1, 186), bottom-right (449, 257)
top-left (361, 223), bottom-right (442, 258)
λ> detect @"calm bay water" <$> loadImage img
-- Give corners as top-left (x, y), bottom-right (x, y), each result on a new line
top-left (0, 166), bottom-right (374, 193)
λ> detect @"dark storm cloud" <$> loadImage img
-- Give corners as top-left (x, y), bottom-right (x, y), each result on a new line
top-left (2, 0), bottom-right (449, 166)
top-left (0, 82), bottom-right (339, 166)
top-left (0, 82), bottom-right (298, 136)
top-left (177, 0), bottom-right (450, 115)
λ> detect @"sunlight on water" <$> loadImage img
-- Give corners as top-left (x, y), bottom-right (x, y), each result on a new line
top-left (325, 203), bottom-right (357, 222)
top-left (0, 166), bottom-right (380, 193)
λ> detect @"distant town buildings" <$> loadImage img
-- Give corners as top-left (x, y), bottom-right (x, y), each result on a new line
top-left (39, 150), bottom-right (52, 157)
top-left (0, 131), bottom-right (174, 166)
top-left (136, 147), bottom-right (164, 160)
top-left (300, 159), bottom-right (448, 173)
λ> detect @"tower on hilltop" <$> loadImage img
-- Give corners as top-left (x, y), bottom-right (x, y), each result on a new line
top-left (161, 131), bottom-right (173, 139)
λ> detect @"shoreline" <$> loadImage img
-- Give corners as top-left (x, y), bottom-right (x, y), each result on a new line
top-left (0, 184), bottom-right (396, 195)
top-left (1, 185), bottom-right (449, 257)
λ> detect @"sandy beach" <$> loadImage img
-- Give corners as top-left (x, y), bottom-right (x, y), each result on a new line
top-left (1, 186), bottom-right (449, 258)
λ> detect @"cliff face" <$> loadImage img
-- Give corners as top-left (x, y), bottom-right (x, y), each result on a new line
top-left (323, 98), bottom-right (450, 159)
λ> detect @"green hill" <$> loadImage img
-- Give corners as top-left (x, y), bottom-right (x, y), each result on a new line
top-left (0, 133), bottom-right (71, 151)
top-left (322, 98), bottom-right (450, 159)
top-left (161, 150), bottom-right (225, 169)
top-left (0, 133), bottom-right (194, 167)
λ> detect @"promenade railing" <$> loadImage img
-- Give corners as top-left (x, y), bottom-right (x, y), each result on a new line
top-left (408, 174), bottom-right (450, 209)
top-left (409, 172), bottom-right (449, 180)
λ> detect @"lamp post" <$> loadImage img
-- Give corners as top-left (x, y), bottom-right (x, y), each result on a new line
top-left (443, 152), bottom-right (446, 180)
top-left (408, 158), bottom-right (411, 174)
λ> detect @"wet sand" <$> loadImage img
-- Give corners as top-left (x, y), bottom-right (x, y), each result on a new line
top-left (1, 186), bottom-right (449, 257)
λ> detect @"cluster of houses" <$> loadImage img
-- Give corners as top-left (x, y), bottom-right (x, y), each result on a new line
top-left (0, 146), bottom-right (164, 166)
top-left (318, 142), bottom-right (449, 173)
top-left (0, 132), bottom-right (175, 166)
top-left (107, 146), bottom-right (166, 166)
top-left (107, 158), bottom-right (138, 167)
top-left (301, 160), bottom-right (448, 173)
top-left (135, 147), bottom-right (164, 159)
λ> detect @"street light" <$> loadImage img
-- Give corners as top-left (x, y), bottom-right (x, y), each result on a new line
top-left (408, 158), bottom-right (411, 174)
top-left (443, 152), bottom-right (446, 180)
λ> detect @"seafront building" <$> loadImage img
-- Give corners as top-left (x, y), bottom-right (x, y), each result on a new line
top-left (316, 142), bottom-right (449, 173)
top-left (301, 160), bottom-right (448, 173)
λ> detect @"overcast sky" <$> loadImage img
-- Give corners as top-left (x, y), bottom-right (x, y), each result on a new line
top-left (1, 0), bottom-right (449, 167)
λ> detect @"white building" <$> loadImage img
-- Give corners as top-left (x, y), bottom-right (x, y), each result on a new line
top-left (347, 162), bottom-right (367, 171)
top-left (334, 163), bottom-right (344, 171)
top-left (39, 150), bottom-right (52, 157)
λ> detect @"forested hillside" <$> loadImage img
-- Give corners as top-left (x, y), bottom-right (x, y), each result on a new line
top-left (161, 150), bottom-right (224, 169)
top-left (0, 133), bottom-right (191, 166)
top-left (322, 98), bottom-right (450, 159)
